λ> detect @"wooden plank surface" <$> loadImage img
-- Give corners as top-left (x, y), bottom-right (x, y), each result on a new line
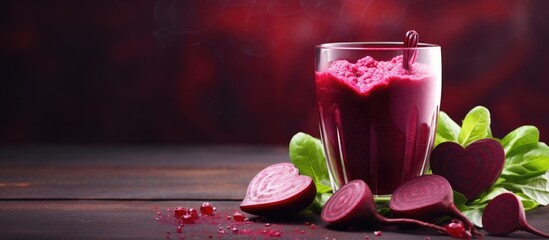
top-left (0, 146), bottom-right (285, 200)
top-left (1, 200), bottom-right (548, 240)
top-left (1, 146), bottom-right (549, 239)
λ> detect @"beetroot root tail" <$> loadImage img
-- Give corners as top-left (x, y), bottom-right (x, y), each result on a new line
top-left (522, 222), bottom-right (549, 238)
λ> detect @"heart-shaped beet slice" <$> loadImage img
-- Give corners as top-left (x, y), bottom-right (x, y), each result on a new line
top-left (240, 162), bottom-right (316, 216)
top-left (430, 139), bottom-right (505, 200)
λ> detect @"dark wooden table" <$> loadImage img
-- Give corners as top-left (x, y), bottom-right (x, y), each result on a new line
top-left (1, 146), bottom-right (548, 239)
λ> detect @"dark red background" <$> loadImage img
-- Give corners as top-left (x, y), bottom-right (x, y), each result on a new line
top-left (2, 0), bottom-right (549, 145)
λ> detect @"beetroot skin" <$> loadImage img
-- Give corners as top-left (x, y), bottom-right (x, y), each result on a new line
top-left (240, 163), bottom-right (316, 216)
top-left (430, 139), bottom-right (505, 200)
top-left (482, 192), bottom-right (549, 238)
top-left (389, 175), bottom-right (480, 236)
top-left (322, 179), bottom-right (448, 235)
top-left (321, 180), bottom-right (377, 226)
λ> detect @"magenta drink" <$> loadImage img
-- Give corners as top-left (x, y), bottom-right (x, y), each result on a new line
top-left (315, 42), bottom-right (441, 195)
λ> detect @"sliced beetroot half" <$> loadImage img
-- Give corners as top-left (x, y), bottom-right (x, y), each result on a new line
top-left (240, 162), bottom-right (316, 216)
top-left (482, 192), bottom-right (549, 237)
top-left (430, 139), bottom-right (505, 200)
top-left (389, 174), bottom-right (481, 237)
top-left (322, 180), bottom-right (448, 235)
top-left (321, 180), bottom-right (377, 226)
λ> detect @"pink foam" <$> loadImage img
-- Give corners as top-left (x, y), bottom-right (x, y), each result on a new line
top-left (326, 55), bottom-right (431, 93)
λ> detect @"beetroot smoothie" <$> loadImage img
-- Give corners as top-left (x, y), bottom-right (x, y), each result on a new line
top-left (316, 55), bottom-right (440, 195)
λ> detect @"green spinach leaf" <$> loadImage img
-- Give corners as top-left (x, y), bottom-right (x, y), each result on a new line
top-left (501, 126), bottom-right (539, 154)
top-left (501, 172), bottom-right (549, 206)
top-left (289, 132), bottom-right (332, 194)
top-left (435, 111), bottom-right (461, 147)
top-left (458, 106), bottom-right (492, 146)
top-left (462, 208), bottom-right (484, 228)
top-left (501, 142), bottom-right (549, 180)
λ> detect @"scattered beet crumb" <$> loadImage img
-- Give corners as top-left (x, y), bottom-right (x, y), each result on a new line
top-left (217, 227), bottom-right (227, 234)
top-left (444, 219), bottom-right (470, 239)
top-left (187, 208), bottom-right (198, 221)
top-left (173, 207), bottom-right (187, 219)
top-left (181, 214), bottom-right (194, 224)
top-left (311, 224), bottom-right (317, 229)
top-left (233, 212), bottom-right (245, 222)
top-left (200, 202), bottom-right (214, 215)
top-left (374, 231), bottom-right (382, 236)
top-left (365, 235), bottom-right (370, 240)
top-left (269, 230), bottom-right (282, 237)
top-left (155, 205), bottom-right (304, 239)
top-left (424, 237), bottom-right (431, 240)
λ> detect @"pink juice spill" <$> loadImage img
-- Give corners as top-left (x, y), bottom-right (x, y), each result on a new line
top-left (315, 55), bottom-right (440, 195)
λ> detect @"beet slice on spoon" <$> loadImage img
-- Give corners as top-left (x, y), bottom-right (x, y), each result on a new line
top-left (482, 192), bottom-right (549, 237)
top-left (430, 139), bottom-right (505, 200)
top-left (240, 162), bottom-right (316, 216)
top-left (321, 179), bottom-right (448, 235)
top-left (389, 174), bottom-right (481, 237)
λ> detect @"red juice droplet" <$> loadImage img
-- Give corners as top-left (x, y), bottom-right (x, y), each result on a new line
top-left (187, 208), bottom-right (198, 221)
top-left (445, 219), bottom-right (469, 238)
top-left (181, 214), bottom-right (194, 224)
top-left (174, 207), bottom-right (187, 219)
top-left (233, 212), bottom-right (245, 222)
top-left (200, 202), bottom-right (214, 215)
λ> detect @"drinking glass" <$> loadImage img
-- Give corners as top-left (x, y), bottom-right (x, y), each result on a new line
top-left (315, 42), bottom-right (441, 195)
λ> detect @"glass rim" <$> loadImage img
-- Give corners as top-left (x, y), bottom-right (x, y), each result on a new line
top-left (316, 42), bottom-right (440, 50)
